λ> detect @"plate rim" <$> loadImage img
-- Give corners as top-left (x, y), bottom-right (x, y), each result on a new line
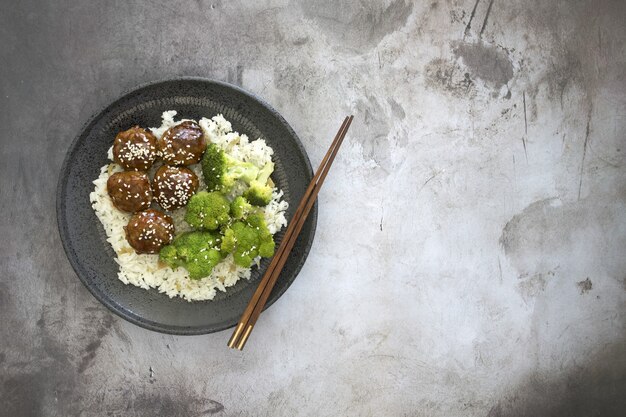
top-left (56, 77), bottom-right (317, 335)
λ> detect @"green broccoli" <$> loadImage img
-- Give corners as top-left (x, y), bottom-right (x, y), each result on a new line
top-left (202, 143), bottom-right (259, 192)
top-left (220, 227), bottom-right (237, 256)
top-left (230, 222), bottom-right (259, 267)
top-left (220, 213), bottom-right (275, 267)
top-left (185, 191), bottom-right (231, 230)
top-left (246, 213), bottom-right (275, 257)
top-left (230, 195), bottom-right (253, 220)
top-left (244, 161), bottom-right (275, 206)
top-left (159, 231), bottom-right (224, 280)
top-left (159, 244), bottom-right (182, 268)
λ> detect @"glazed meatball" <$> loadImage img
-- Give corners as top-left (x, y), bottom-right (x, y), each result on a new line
top-left (107, 171), bottom-right (152, 213)
top-left (113, 126), bottom-right (158, 171)
top-left (125, 209), bottom-right (175, 254)
top-left (157, 121), bottom-right (206, 165)
top-left (152, 165), bottom-right (199, 210)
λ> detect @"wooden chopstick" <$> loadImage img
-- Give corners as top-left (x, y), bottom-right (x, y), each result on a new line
top-left (227, 116), bottom-right (352, 349)
top-left (228, 116), bottom-right (354, 349)
top-left (234, 116), bottom-right (353, 350)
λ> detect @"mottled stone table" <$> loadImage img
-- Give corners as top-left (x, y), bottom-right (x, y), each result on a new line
top-left (1, 1), bottom-right (625, 416)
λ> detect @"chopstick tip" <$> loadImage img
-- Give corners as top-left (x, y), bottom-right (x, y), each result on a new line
top-left (236, 324), bottom-right (253, 350)
top-left (227, 322), bottom-right (245, 348)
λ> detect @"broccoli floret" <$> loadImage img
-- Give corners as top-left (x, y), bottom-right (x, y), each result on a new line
top-left (159, 244), bottom-right (182, 268)
top-left (220, 227), bottom-right (236, 256)
top-left (202, 143), bottom-right (259, 192)
top-left (230, 195), bottom-right (253, 220)
top-left (244, 161), bottom-right (274, 206)
top-left (246, 213), bottom-right (275, 258)
top-left (185, 191), bottom-right (231, 230)
top-left (231, 222), bottom-right (258, 267)
top-left (220, 213), bottom-right (275, 267)
top-left (159, 231), bottom-right (224, 280)
top-left (186, 250), bottom-right (222, 280)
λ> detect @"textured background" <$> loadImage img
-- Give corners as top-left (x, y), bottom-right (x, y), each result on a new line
top-left (1, 0), bottom-right (625, 416)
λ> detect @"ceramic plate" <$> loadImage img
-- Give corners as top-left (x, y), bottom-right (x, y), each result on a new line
top-left (57, 78), bottom-right (316, 335)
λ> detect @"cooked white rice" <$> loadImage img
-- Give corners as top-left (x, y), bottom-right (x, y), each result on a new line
top-left (90, 111), bottom-right (288, 302)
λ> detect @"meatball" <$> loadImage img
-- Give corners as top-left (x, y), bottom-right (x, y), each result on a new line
top-left (157, 121), bottom-right (206, 165)
top-left (113, 126), bottom-right (158, 170)
top-left (107, 171), bottom-right (152, 213)
top-left (125, 209), bottom-right (175, 254)
top-left (152, 165), bottom-right (199, 210)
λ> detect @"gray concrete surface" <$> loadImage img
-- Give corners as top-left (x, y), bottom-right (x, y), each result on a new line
top-left (1, 0), bottom-right (625, 416)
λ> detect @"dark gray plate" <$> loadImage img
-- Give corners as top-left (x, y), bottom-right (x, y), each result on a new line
top-left (56, 78), bottom-right (316, 335)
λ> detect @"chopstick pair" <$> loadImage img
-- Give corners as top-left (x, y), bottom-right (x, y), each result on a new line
top-left (228, 115), bottom-right (354, 350)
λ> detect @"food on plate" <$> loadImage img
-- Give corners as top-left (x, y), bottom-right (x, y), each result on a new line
top-left (201, 143), bottom-right (259, 192)
top-left (230, 195), bottom-right (253, 220)
top-left (244, 161), bottom-right (275, 206)
top-left (152, 165), bottom-right (199, 210)
top-left (220, 213), bottom-right (275, 268)
top-left (159, 231), bottom-right (223, 280)
top-left (106, 171), bottom-right (152, 213)
top-left (113, 126), bottom-right (158, 171)
top-left (90, 111), bottom-right (288, 301)
top-left (125, 209), bottom-right (175, 254)
top-left (158, 120), bottom-right (206, 165)
top-left (184, 191), bottom-right (231, 231)
top-left (201, 141), bottom-right (276, 206)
